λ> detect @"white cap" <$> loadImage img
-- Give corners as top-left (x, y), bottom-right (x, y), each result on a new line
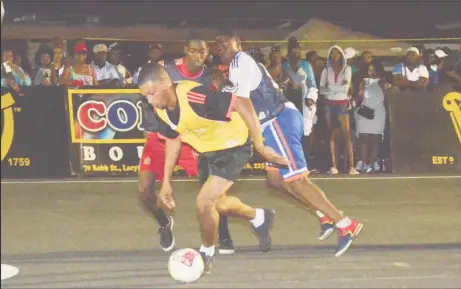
top-left (344, 47), bottom-right (357, 60)
top-left (434, 49), bottom-right (448, 58)
top-left (406, 47), bottom-right (420, 56)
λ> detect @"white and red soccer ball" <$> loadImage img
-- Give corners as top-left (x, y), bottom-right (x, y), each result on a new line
top-left (168, 248), bottom-right (204, 283)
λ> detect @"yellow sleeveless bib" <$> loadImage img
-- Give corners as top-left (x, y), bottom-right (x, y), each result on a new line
top-left (156, 80), bottom-right (248, 153)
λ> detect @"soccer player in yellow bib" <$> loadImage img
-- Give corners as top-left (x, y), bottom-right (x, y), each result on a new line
top-left (137, 63), bottom-right (288, 274)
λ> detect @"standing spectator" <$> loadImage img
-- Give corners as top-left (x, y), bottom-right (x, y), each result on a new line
top-left (1, 48), bottom-right (31, 88)
top-left (133, 42), bottom-right (163, 83)
top-left (266, 49), bottom-right (287, 88)
top-left (108, 42), bottom-right (132, 86)
top-left (355, 60), bottom-right (391, 173)
top-left (392, 47), bottom-right (428, 91)
top-left (60, 43), bottom-right (97, 87)
top-left (282, 38), bottom-right (307, 112)
top-left (91, 44), bottom-right (122, 87)
top-left (305, 50), bottom-right (318, 66)
top-left (312, 57), bottom-right (326, 89)
top-left (32, 45), bottom-right (55, 86)
top-left (319, 45), bottom-right (358, 175)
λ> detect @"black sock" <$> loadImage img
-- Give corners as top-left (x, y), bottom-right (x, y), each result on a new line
top-left (218, 215), bottom-right (231, 241)
top-left (153, 209), bottom-right (170, 227)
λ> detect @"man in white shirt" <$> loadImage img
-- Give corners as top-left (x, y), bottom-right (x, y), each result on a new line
top-left (392, 47), bottom-right (429, 91)
top-left (91, 44), bottom-right (122, 87)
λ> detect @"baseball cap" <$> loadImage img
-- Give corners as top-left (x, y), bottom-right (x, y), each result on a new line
top-left (108, 42), bottom-right (122, 52)
top-left (93, 44), bottom-right (108, 53)
top-left (406, 47), bottom-right (420, 56)
top-left (344, 47), bottom-right (358, 60)
top-left (73, 43), bottom-right (88, 53)
top-left (434, 49), bottom-right (448, 58)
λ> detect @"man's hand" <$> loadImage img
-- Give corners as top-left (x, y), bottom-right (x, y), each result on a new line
top-left (255, 144), bottom-right (289, 166)
top-left (158, 182), bottom-right (176, 210)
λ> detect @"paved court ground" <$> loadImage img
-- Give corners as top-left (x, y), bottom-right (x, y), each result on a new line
top-left (1, 175), bottom-right (461, 288)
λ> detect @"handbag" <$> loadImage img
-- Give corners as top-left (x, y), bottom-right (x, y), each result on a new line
top-left (357, 105), bottom-right (375, 120)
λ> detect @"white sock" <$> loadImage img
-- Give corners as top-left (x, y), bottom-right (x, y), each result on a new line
top-left (250, 208), bottom-right (265, 228)
top-left (335, 217), bottom-right (352, 229)
top-left (315, 210), bottom-right (325, 218)
top-left (199, 245), bottom-right (215, 257)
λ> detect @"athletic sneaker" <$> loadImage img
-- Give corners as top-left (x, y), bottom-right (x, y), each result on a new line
top-left (252, 209), bottom-right (275, 252)
top-left (318, 215), bottom-right (335, 241)
top-left (328, 167), bottom-right (339, 175)
top-left (349, 167), bottom-right (360, 175)
top-left (373, 161), bottom-right (380, 172)
top-left (158, 216), bottom-right (175, 252)
top-left (218, 238), bottom-right (235, 255)
top-left (335, 219), bottom-right (363, 257)
top-left (355, 161), bottom-right (364, 172)
top-left (200, 252), bottom-right (214, 274)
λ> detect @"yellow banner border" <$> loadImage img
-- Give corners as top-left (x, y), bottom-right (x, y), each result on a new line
top-left (67, 89), bottom-right (146, 144)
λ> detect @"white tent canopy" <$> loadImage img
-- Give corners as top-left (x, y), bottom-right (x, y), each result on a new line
top-left (271, 18), bottom-right (412, 57)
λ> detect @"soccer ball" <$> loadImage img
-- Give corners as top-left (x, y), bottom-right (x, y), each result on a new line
top-left (168, 248), bottom-right (204, 283)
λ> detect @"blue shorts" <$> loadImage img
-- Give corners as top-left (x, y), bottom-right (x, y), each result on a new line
top-left (324, 102), bottom-right (348, 116)
top-left (262, 105), bottom-right (308, 181)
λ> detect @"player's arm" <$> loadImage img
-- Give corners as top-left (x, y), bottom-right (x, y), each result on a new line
top-left (224, 56), bottom-right (265, 150)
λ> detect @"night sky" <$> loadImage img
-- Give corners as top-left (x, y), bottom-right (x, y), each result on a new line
top-left (3, 1), bottom-right (461, 38)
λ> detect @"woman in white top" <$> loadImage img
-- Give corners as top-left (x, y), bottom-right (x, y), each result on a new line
top-left (319, 45), bottom-right (358, 175)
top-left (355, 61), bottom-right (391, 172)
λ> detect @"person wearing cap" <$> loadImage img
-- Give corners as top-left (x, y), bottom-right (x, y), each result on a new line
top-left (90, 44), bottom-right (122, 87)
top-left (434, 49), bottom-right (461, 86)
top-left (133, 42), bottom-right (163, 84)
top-left (392, 47), bottom-right (429, 91)
top-left (108, 42), bottom-right (132, 86)
top-left (60, 42), bottom-right (97, 87)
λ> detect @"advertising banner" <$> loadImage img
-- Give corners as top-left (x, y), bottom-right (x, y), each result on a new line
top-left (1, 87), bottom-right (71, 178)
top-left (67, 89), bottom-right (266, 176)
top-left (388, 86), bottom-right (461, 173)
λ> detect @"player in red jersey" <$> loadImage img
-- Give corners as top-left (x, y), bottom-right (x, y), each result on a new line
top-left (137, 38), bottom-right (211, 252)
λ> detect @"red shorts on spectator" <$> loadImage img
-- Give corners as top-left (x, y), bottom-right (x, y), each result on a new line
top-left (139, 132), bottom-right (198, 180)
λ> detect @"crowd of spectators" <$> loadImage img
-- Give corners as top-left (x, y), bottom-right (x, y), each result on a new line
top-left (2, 36), bottom-right (461, 174)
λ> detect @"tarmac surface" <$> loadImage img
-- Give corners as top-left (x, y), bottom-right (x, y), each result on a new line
top-left (1, 175), bottom-right (461, 288)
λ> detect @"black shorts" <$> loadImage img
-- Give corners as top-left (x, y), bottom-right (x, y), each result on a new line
top-left (198, 138), bottom-right (252, 185)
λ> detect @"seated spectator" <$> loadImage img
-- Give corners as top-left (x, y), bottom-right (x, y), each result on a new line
top-left (319, 45), bottom-right (358, 175)
top-left (355, 60), bottom-right (391, 173)
top-left (1, 48), bottom-right (31, 88)
top-left (108, 42), bottom-right (132, 86)
top-left (392, 47), bottom-right (428, 91)
top-left (434, 49), bottom-right (461, 86)
top-left (32, 45), bottom-right (55, 86)
top-left (133, 42), bottom-right (163, 83)
top-left (50, 37), bottom-right (66, 78)
top-left (60, 43), bottom-right (98, 87)
top-left (91, 44), bottom-right (122, 87)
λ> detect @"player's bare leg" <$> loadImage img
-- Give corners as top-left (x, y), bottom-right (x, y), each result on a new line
top-left (266, 170), bottom-right (336, 241)
top-left (279, 172), bottom-right (363, 257)
top-left (138, 171), bottom-right (174, 251)
top-left (197, 175), bottom-right (275, 273)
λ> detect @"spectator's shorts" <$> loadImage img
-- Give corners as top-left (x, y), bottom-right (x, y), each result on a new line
top-left (139, 132), bottom-right (198, 180)
top-left (197, 138), bottom-right (252, 184)
top-left (325, 100), bottom-right (349, 116)
top-left (263, 104), bottom-right (308, 182)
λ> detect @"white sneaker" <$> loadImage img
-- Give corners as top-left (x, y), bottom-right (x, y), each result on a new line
top-left (373, 161), bottom-right (380, 172)
top-left (349, 167), bottom-right (360, 175)
top-left (329, 167), bottom-right (339, 175)
top-left (355, 161), bottom-right (364, 172)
